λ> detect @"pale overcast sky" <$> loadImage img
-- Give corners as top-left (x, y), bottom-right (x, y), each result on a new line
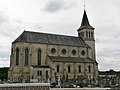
top-left (0, 0), bottom-right (120, 71)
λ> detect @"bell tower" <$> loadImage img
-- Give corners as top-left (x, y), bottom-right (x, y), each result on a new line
top-left (77, 10), bottom-right (95, 61)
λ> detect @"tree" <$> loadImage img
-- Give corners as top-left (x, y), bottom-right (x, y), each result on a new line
top-left (0, 67), bottom-right (9, 81)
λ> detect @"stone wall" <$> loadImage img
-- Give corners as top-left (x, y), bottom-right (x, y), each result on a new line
top-left (0, 83), bottom-right (50, 90)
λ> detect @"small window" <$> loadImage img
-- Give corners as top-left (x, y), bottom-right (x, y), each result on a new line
top-left (51, 48), bottom-right (56, 54)
top-left (78, 66), bottom-right (81, 73)
top-left (68, 65), bottom-right (71, 73)
top-left (86, 31), bottom-right (88, 38)
top-left (57, 65), bottom-right (59, 72)
top-left (62, 49), bottom-right (67, 55)
top-left (89, 31), bottom-right (91, 38)
top-left (40, 71), bottom-right (42, 76)
top-left (37, 71), bottom-right (39, 76)
top-left (81, 50), bottom-right (85, 55)
top-left (88, 66), bottom-right (91, 73)
top-left (38, 71), bottom-right (42, 76)
top-left (46, 71), bottom-right (49, 79)
top-left (91, 32), bottom-right (93, 38)
top-left (72, 49), bottom-right (76, 55)
top-left (46, 71), bottom-right (48, 76)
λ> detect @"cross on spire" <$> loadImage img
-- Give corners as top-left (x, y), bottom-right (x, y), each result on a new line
top-left (84, 1), bottom-right (86, 10)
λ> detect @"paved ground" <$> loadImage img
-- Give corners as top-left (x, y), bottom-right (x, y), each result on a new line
top-left (50, 88), bottom-right (111, 90)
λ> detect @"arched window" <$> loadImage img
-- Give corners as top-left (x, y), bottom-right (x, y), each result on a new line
top-left (88, 66), bottom-right (91, 73)
top-left (89, 31), bottom-right (91, 38)
top-left (25, 48), bottom-right (29, 65)
top-left (78, 66), bottom-right (81, 73)
top-left (68, 65), bottom-right (71, 73)
top-left (91, 32), bottom-right (93, 38)
top-left (46, 70), bottom-right (48, 79)
top-left (16, 48), bottom-right (19, 65)
top-left (38, 49), bottom-right (41, 65)
top-left (37, 71), bottom-right (39, 76)
top-left (37, 71), bottom-right (42, 76)
top-left (86, 31), bottom-right (88, 38)
top-left (40, 71), bottom-right (42, 76)
top-left (57, 65), bottom-right (59, 72)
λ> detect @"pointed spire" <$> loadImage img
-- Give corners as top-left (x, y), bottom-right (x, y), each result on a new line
top-left (81, 10), bottom-right (91, 27)
top-left (78, 10), bottom-right (94, 31)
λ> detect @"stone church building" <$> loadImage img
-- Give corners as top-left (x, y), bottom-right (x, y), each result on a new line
top-left (8, 10), bottom-right (98, 82)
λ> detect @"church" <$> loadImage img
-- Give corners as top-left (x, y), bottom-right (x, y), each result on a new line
top-left (8, 10), bottom-right (98, 82)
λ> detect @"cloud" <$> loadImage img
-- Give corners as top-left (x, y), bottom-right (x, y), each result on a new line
top-left (94, 10), bottom-right (120, 71)
top-left (0, 49), bottom-right (9, 58)
top-left (0, 11), bottom-right (42, 67)
top-left (0, 58), bottom-right (9, 67)
top-left (0, 9), bottom-right (19, 67)
top-left (14, 20), bottom-right (43, 33)
top-left (98, 56), bottom-right (120, 71)
top-left (0, 9), bottom-right (16, 39)
top-left (96, 35), bottom-right (120, 71)
top-left (0, 10), bottom-right (7, 26)
top-left (44, 0), bottom-right (64, 12)
top-left (43, 0), bottom-right (76, 12)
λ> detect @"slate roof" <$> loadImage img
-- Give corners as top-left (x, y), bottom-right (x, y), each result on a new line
top-left (31, 65), bottom-right (51, 68)
top-left (78, 10), bottom-right (94, 31)
top-left (13, 31), bottom-right (89, 47)
top-left (48, 56), bottom-right (94, 63)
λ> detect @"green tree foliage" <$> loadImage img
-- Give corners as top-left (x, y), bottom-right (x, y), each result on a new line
top-left (0, 67), bottom-right (9, 81)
